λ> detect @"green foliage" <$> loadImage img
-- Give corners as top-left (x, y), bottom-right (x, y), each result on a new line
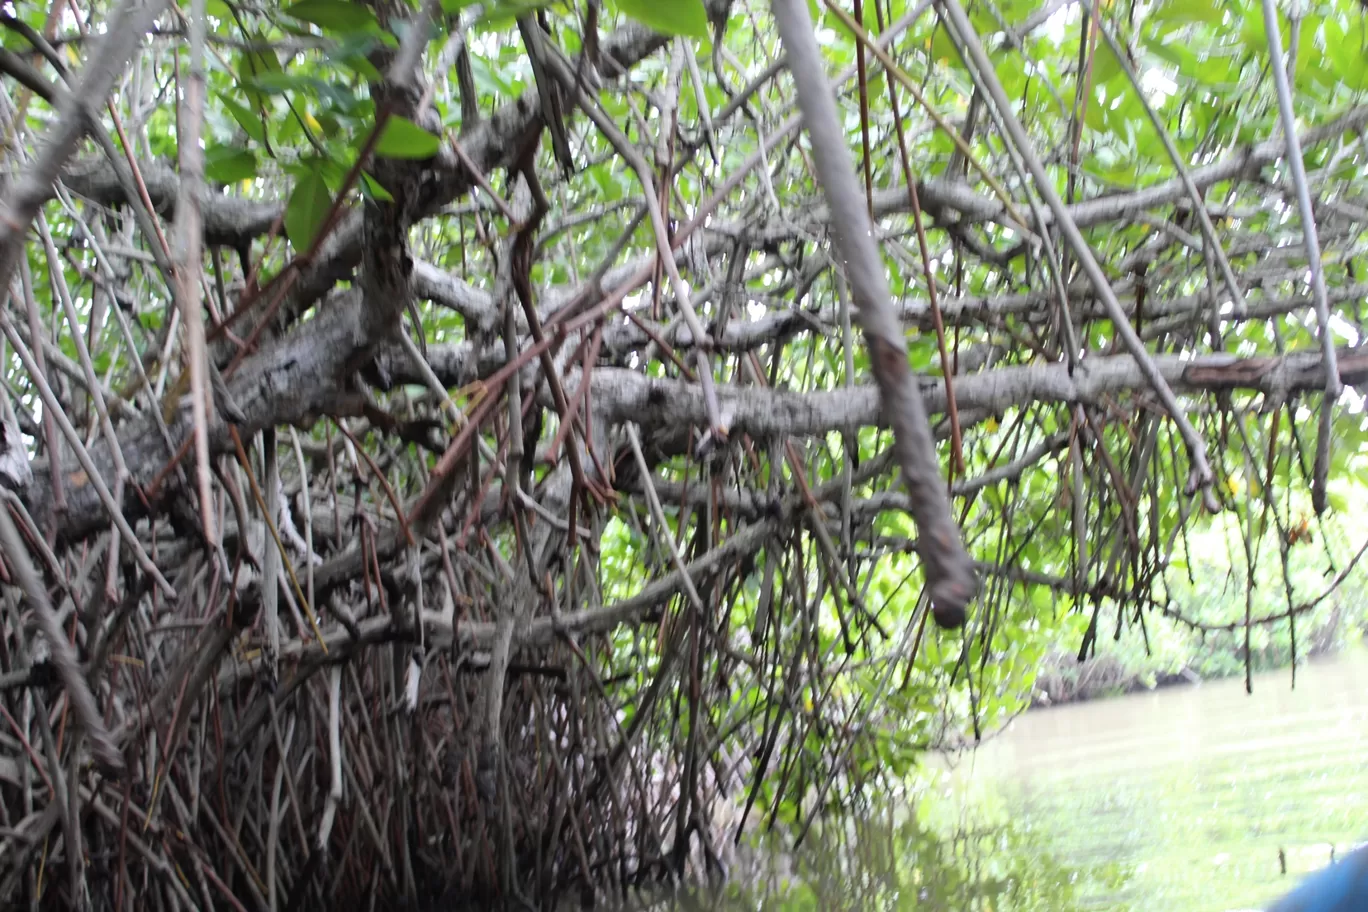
top-left (371, 116), bottom-right (442, 159)
top-left (284, 168), bottom-right (332, 251)
top-left (218, 93), bottom-right (267, 143)
top-left (203, 145), bottom-right (258, 184)
top-left (283, 0), bottom-right (379, 33)
top-left (611, 0), bottom-right (710, 39)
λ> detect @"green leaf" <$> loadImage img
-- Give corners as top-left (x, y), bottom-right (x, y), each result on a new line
top-left (283, 0), bottom-right (379, 32)
top-left (476, 0), bottom-right (557, 29)
top-left (219, 93), bottom-right (265, 143)
top-left (929, 27), bottom-right (965, 71)
top-left (361, 172), bottom-right (395, 202)
top-left (1091, 40), bottom-right (1124, 86)
top-left (342, 53), bottom-right (383, 82)
top-left (203, 146), bottom-right (258, 184)
top-left (588, 163), bottom-right (621, 201)
top-left (1143, 35), bottom-right (1189, 71)
top-left (610, 0), bottom-right (709, 40)
top-left (284, 169), bottom-right (333, 252)
top-left (312, 111), bottom-right (342, 138)
top-left (1153, 0), bottom-right (1222, 24)
top-left (326, 32), bottom-right (384, 82)
top-left (316, 157), bottom-right (349, 193)
top-left (237, 49), bottom-right (282, 107)
top-left (468, 52), bottom-right (517, 97)
top-left (372, 116), bottom-right (442, 159)
top-left (245, 70), bottom-right (318, 95)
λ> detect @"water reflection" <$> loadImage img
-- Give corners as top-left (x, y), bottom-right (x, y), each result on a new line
top-left (625, 652), bottom-right (1368, 912)
top-left (630, 806), bottom-right (1124, 911)
top-left (936, 650), bottom-right (1368, 912)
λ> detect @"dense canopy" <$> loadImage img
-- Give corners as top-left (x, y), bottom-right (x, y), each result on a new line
top-left (0, 0), bottom-right (1365, 907)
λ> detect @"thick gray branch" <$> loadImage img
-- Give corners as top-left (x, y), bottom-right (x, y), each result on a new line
top-left (770, 0), bottom-right (979, 625)
top-left (63, 158), bottom-right (280, 249)
top-left (581, 347), bottom-right (1368, 441)
top-left (23, 289), bottom-right (379, 544)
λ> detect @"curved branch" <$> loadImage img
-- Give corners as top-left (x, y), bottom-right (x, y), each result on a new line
top-left (771, 0), bottom-right (977, 626)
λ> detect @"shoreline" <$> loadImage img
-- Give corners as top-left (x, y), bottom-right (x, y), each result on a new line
top-left (1028, 639), bottom-right (1350, 709)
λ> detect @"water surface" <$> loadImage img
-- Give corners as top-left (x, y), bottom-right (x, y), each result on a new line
top-left (935, 649), bottom-right (1368, 911)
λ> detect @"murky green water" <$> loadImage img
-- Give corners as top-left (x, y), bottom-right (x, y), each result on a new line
top-left (641, 650), bottom-right (1368, 911)
top-left (933, 649), bottom-right (1368, 912)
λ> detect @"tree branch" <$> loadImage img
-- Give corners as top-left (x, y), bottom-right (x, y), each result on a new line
top-left (0, 0), bottom-right (170, 300)
top-left (772, 0), bottom-right (977, 626)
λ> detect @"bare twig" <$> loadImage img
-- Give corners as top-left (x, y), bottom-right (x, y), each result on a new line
top-left (172, 0), bottom-right (217, 545)
top-left (935, 0), bottom-right (1214, 494)
top-left (0, 313), bottom-right (175, 596)
top-left (1259, 0), bottom-right (1342, 517)
top-left (0, 0), bottom-right (170, 297)
top-left (0, 502), bottom-right (123, 778)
